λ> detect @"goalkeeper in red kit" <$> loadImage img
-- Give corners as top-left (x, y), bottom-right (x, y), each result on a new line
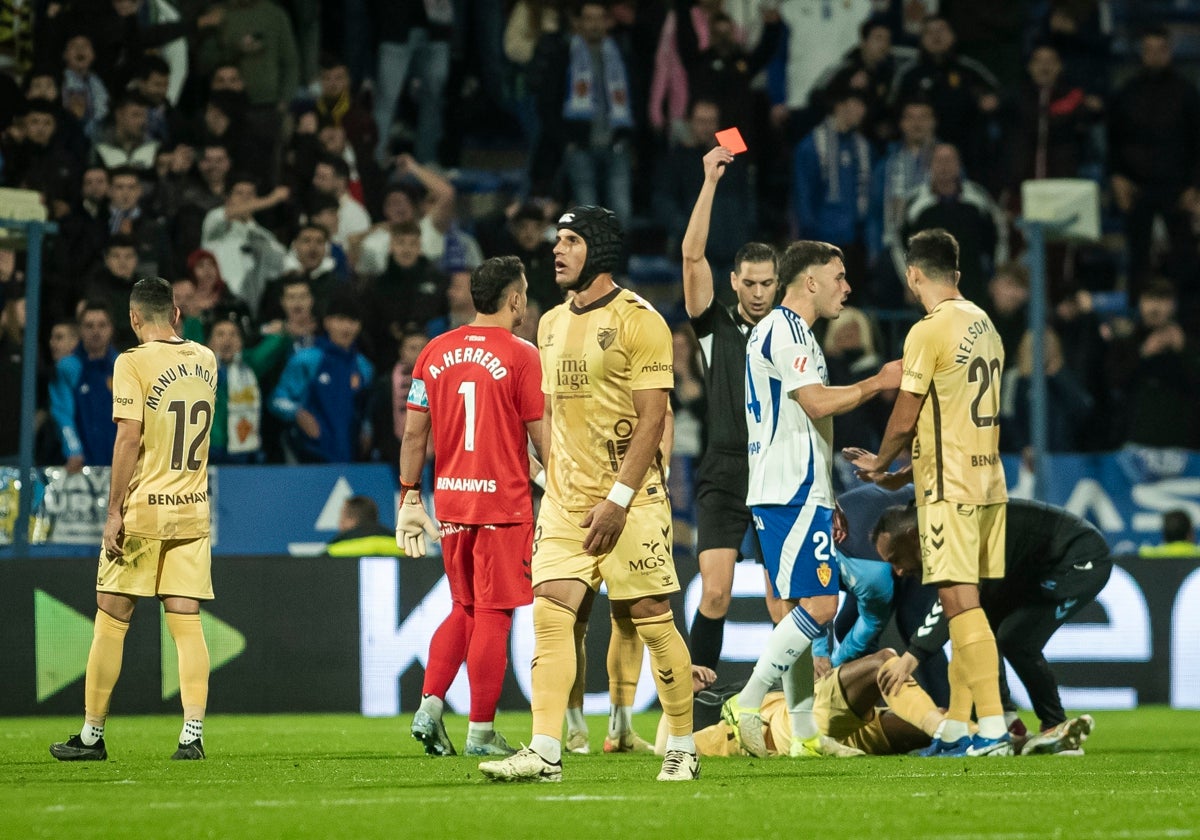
top-left (396, 256), bottom-right (546, 757)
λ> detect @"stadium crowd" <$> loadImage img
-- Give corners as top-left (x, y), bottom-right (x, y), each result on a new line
top-left (2, 0), bottom-right (1200, 473)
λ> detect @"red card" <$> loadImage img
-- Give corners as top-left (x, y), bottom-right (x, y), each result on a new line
top-left (714, 127), bottom-right (748, 154)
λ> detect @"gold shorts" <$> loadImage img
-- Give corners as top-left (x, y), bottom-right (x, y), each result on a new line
top-left (814, 669), bottom-right (876, 740)
top-left (841, 713), bottom-right (894, 756)
top-left (918, 500), bottom-right (1006, 585)
top-left (97, 533), bottom-right (214, 600)
top-left (532, 496), bottom-right (680, 601)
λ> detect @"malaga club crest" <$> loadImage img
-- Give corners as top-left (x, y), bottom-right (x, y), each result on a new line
top-left (597, 327), bottom-right (616, 350)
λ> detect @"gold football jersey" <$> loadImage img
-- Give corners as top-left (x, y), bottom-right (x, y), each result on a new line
top-left (538, 288), bottom-right (674, 511)
top-left (900, 299), bottom-right (1008, 506)
top-left (111, 339), bottom-right (218, 538)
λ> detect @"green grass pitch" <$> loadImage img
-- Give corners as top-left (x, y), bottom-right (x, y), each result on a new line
top-left (3, 709), bottom-right (1198, 840)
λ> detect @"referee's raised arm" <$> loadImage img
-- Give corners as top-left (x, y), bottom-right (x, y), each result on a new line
top-left (681, 145), bottom-right (735, 318)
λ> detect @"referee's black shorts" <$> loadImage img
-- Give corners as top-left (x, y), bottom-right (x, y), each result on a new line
top-left (694, 449), bottom-right (754, 557)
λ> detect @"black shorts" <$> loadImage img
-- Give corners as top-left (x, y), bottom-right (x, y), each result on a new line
top-left (694, 449), bottom-right (754, 557)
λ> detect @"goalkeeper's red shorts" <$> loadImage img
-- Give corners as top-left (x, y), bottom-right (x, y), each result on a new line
top-left (439, 521), bottom-right (534, 610)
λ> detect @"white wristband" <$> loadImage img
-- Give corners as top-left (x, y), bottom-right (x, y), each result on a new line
top-left (533, 469), bottom-right (546, 489)
top-left (606, 481), bottom-right (635, 508)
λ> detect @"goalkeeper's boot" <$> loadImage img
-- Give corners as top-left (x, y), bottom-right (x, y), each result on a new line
top-left (49, 734), bottom-right (107, 762)
top-left (465, 730), bottom-right (518, 757)
top-left (720, 696), bottom-right (768, 758)
top-left (656, 749), bottom-right (700, 781)
top-left (412, 710), bottom-right (457, 756)
top-left (172, 739), bottom-right (206, 760)
top-left (479, 747), bottom-right (563, 782)
top-left (565, 729), bottom-right (591, 755)
top-left (789, 734), bottom-right (865, 758)
top-left (603, 730), bottom-right (655, 753)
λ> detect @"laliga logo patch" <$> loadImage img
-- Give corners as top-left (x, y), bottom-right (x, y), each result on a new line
top-left (792, 356), bottom-right (808, 373)
top-left (816, 561), bottom-right (832, 588)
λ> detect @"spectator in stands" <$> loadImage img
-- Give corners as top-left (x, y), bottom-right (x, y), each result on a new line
top-left (549, 0), bottom-right (636, 225)
top-left (1108, 27), bottom-right (1200, 305)
top-left (106, 166), bottom-right (171, 281)
top-left (23, 71), bottom-right (90, 165)
top-left (200, 174), bottom-right (289, 316)
top-left (260, 223), bottom-right (344, 322)
top-left (193, 91), bottom-right (256, 173)
top-left (270, 295), bottom-right (374, 464)
top-left (793, 86), bottom-right (872, 301)
top-left (376, 328), bottom-right (431, 471)
top-left (347, 183), bottom-right (422, 278)
top-left (175, 143), bottom-right (233, 259)
top-left (0, 289), bottom-right (24, 462)
top-left (891, 14), bottom-right (999, 177)
top-left (654, 98), bottom-right (752, 277)
top-left (1036, 0), bottom-right (1112, 97)
top-left (823, 307), bottom-right (890, 489)
top-left (314, 121), bottom-right (384, 219)
top-left (373, 0), bottom-right (452, 164)
top-left (92, 94), bottom-right (159, 171)
top-left (426, 265), bottom-right (476, 338)
top-left (60, 33), bottom-right (109, 141)
top-left (131, 55), bottom-right (185, 146)
top-left (49, 301), bottom-right (117, 472)
top-left (775, 0), bottom-right (872, 141)
top-left (325, 495), bottom-right (401, 557)
top-left (1000, 328), bottom-right (1094, 460)
top-left (198, 0), bottom-right (298, 111)
top-left (813, 16), bottom-right (912, 148)
top-left (310, 154), bottom-right (371, 246)
top-left (867, 98), bottom-right (936, 306)
top-left (1105, 280), bottom-right (1200, 451)
top-left (362, 221), bottom-right (449, 365)
top-left (897, 143), bottom-right (1007, 305)
top-left (1138, 510), bottom-right (1200, 559)
top-left (1002, 43), bottom-right (1102, 204)
top-left (675, 7), bottom-right (782, 150)
top-left (310, 53), bottom-right (377, 159)
top-left (1053, 288), bottom-right (1111, 451)
top-left (985, 261), bottom-right (1031, 362)
top-left (1, 98), bottom-right (81, 213)
top-left (185, 248), bottom-right (255, 343)
top-left (256, 273), bottom-right (322, 462)
top-left (83, 235), bottom-right (139, 349)
top-left (206, 316), bottom-right (289, 464)
top-left (54, 167), bottom-right (110, 300)
top-left (478, 202), bottom-right (560, 313)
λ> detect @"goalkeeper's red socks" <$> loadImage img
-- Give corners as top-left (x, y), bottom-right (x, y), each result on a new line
top-left (423, 602), bottom-right (474, 698)
top-left (467, 607), bottom-right (513, 722)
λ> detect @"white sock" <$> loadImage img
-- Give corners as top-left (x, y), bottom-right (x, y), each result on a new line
top-left (179, 719), bottom-right (203, 745)
top-left (529, 734), bottom-right (562, 764)
top-left (565, 707), bottom-right (588, 734)
top-left (977, 714), bottom-right (1008, 739)
top-left (786, 693), bottom-right (818, 740)
top-left (607, 705), bottom-right (633, 739)
top-left (665, 734), bottom-right (696, 754)
top-left (738, 607), bottom-right (820, 709)
top-left (80, 723), bottom-right (104, 746)
top-left (941, 719), bottom-right (970, 742)
top-left (418, 694), bottom-right (444, 718)
top-left (1003, 709), bottom-right (1020, 728)
top-left (466, 721), bottom-right (493, 744)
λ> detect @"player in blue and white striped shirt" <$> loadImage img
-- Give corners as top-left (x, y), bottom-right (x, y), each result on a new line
top-left (722, 241), bottom-right (902, 759)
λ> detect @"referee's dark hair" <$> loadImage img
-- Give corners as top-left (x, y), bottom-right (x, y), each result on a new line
top-left (906, 228), bottom-right (959, 282)
top-left (1162, 509), bottom-right (1194, 543)
top-left (778, 241), bottom-right (844, 291)
top-left (472, 255), bottom-right (525, 315)
top-left (130, 277), bottom-right (175, 323)
top-left (871, 504), bottom-right (919, 544)
top-left (734, 242), bottom-right (778, 274)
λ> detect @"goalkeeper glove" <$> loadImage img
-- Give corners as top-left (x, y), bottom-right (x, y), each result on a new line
top-left (396, 487), bottom-right (440, 557)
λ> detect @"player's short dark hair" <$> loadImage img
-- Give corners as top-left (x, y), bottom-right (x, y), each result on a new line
top-left (778, 241), bottom-right (844, 290)
top-left (105, 233), bottom-right (138, 253)
top-left (316, 154), bottom-right (351, 181)
top-left (906, 228), bottom-right (959, 281)
top-left (870, 504), bottom-right (918, 544)
top-left (734, 242), bottom-right (778, 275)
top-left (130, 277), bottom-right (175, 322)
top-left (342, 494), bottom-right (379, 527)
top-left (472, 255), bottom-right (525, 315)
top-left (1162, 509), bottom-right (1193, 543)
top-left (78, 299), bottom-right (113, 324)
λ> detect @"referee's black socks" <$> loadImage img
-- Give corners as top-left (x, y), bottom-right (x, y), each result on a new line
top-left (689, 610), bottom-right (725, 671)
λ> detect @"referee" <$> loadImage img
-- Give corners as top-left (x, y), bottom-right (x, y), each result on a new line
top-left (871, 496), bottom-right (1113, 746)
top-left (682, 144), bottom-right (779, 669)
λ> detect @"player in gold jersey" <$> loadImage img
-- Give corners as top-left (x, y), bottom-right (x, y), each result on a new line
top-left (845, 229), bottom-right (1012, 757)
top-left (479, 206), bottom-right (699, 783)
top-left (51, 278), bottom-right (217, 762)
